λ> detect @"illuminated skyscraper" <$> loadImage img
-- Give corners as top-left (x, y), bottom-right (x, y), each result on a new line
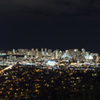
top-left (44, 48), bottom-right (47, 56)
top-left (13, 49), bottom-right (16, 54)
top-left (48, 49), bottom-right (52, 56)
top-left (36, 48), bottom-right (39, 58)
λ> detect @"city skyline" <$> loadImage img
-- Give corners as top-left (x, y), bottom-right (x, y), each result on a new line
top-left (0, 46), bottom-right (100, 100)
top-left (0, 48), bottom-right (99, 72)
top-left (0, 47), bottom-right (100, 55)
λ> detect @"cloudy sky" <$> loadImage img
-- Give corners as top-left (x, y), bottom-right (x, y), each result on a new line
top-left (0, 0), bottom-right (100, 24)
top-left (0, 0), bottom-right (100, 52)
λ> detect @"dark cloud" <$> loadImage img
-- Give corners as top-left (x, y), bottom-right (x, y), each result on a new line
top-left (54, 1), bottom-right (72, 6)
top-left (0, 0), bottom-right (99, 13)
top-left (0, 0), bottom-right (100, 24)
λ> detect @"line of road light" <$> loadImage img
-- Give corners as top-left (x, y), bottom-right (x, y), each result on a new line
top-left (0, 63), bottom-right (17, 74)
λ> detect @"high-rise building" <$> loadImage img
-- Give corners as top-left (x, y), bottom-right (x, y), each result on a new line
top-left (44, 48), bottom-right (47, 56)
top-left (35, 48), bottom-right (39, 58)
top-left (48, 49), bottom-right (52, 56)
top-left (13, 49), bottom-right (16, 54)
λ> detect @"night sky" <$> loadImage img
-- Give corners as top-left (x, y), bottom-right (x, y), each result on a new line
top-left (0, 0), bottom-right (100, 53)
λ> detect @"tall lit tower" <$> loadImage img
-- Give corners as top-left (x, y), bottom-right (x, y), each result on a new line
top-left (13, 49), bottom-right (16, 54)
top-left (36, 48), bottom-right (39, 58)
top-left (45, 48), bottom-right (47, 56)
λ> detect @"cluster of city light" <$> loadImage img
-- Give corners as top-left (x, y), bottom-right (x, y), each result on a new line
top-left (0, 48), bottom-right (99, 69)
top-left (85, 55), bottom-right (93, 60)
top-left (46, 60), bottom-right (57, 66)
top-left (61, 53), bottom-right (72, 59)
